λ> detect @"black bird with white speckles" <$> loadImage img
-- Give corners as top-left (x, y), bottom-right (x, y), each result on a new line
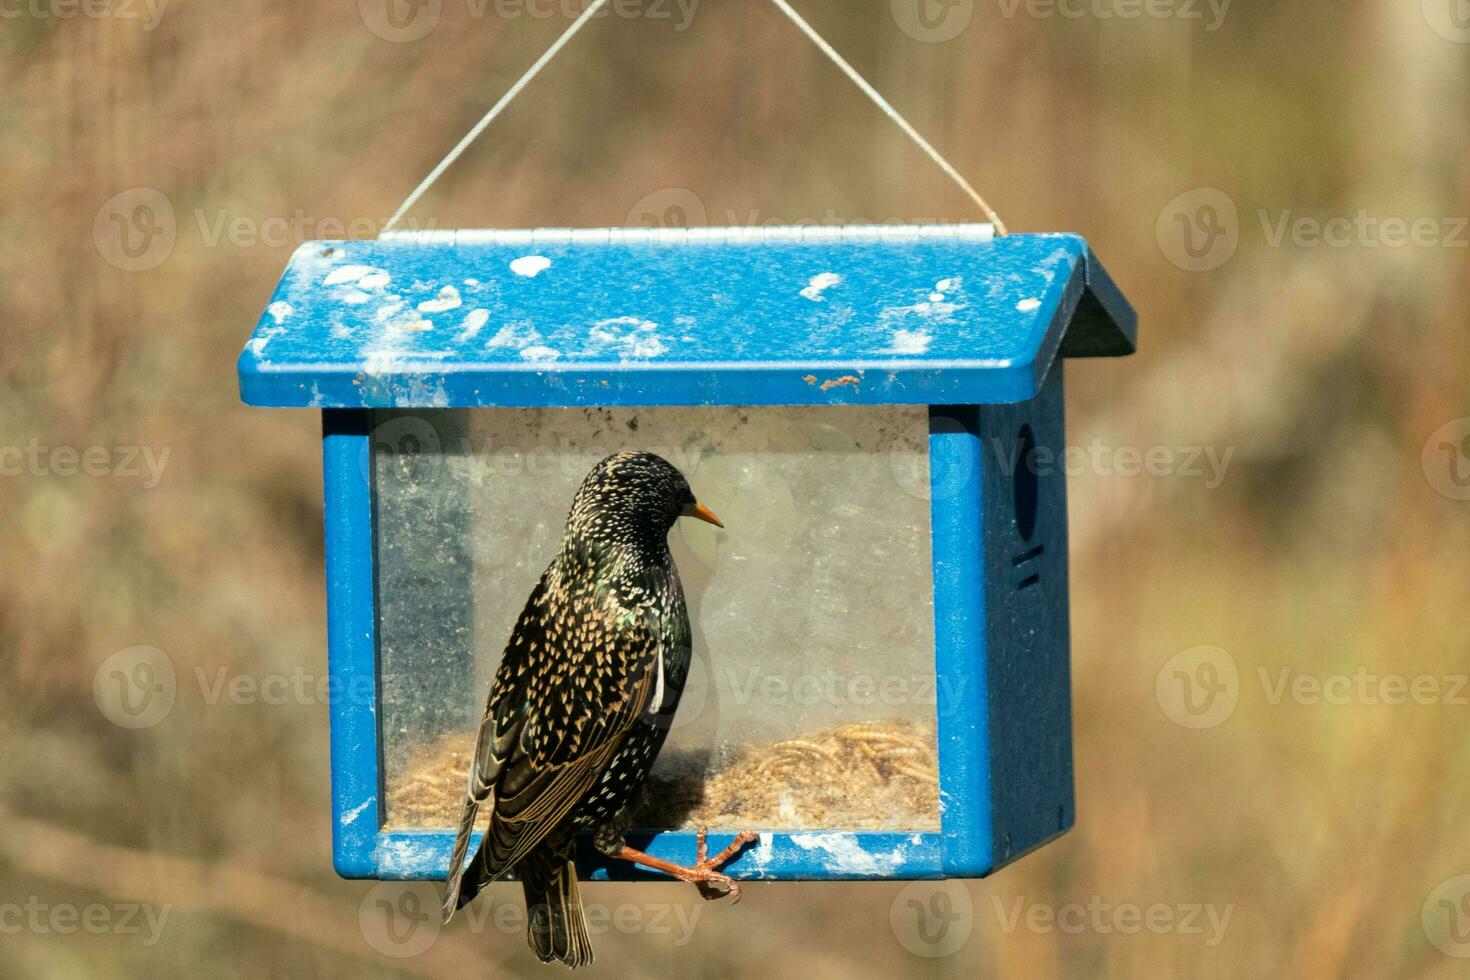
top-left (443, 451), bottom-right (753, 968)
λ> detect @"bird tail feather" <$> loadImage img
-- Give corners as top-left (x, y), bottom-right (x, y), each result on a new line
top-left (441, 794), bottom-right (480, 922)
top-left (522, 849), bottom-right (594, 968)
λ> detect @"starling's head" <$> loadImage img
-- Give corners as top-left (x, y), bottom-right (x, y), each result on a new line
top-left (566, 451), bottom-right (722, 550)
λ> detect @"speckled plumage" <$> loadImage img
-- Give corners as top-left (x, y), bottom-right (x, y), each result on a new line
top-left (443, 451), bottom-right (704, 968)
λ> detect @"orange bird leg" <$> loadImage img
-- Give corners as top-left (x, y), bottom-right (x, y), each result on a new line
top-left (612, 828), bottom-right (759, 902)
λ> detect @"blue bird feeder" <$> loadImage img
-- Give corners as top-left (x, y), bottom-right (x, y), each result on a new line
top-left (238, 223), bottom-right (1135, 884)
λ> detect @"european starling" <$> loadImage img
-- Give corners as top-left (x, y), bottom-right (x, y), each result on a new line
top-left (442, 450), bottom-right (757, 967)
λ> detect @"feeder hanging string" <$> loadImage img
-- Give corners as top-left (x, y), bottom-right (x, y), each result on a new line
top-left (381, 0), bottom-right (1007, 236)
top-left (765, 0), bottom-right (1007, 235)
top-left (382, 0), bottom-right (612, 235)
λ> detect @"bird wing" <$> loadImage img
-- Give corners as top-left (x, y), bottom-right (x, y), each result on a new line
top-left (443, 567), bottom-right (663, 916)
top-left (442, 576), bottom-right (551, 918)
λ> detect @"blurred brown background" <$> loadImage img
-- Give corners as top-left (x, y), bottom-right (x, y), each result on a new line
top-left (2, 0), bottom-right (1468, 976)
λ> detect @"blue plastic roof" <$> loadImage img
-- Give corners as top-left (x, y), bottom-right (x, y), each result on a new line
top-left (237, 227), bottom-right (1134, 408)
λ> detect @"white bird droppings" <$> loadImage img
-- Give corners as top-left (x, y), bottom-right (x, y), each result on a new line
top-left (800, 272), bottom-right (843, 302)
top-left (322, 264), bottom-right (376, 286)
top-left (340, 798), bottom-right (372, 827)
top-left (417, 285), bottom-right (462, 313)
top-left (521, 346), bottom-right (561, 362)
top-left (881, 299), bottom-right (964, 323)
top-left (487, 323), bottom-right (542, 350)
top-left (881, 329), bottom-right (933, 355)
top-left (1017, 297), bottom-right (1041, 312)
top-left (589, 317), bottom-right (667, 359)
top-left (358, 272), bottom-right (391, 290)
top-left (510, 255), bottom-right (552, 278)
top-left (930, 277), bottom-right (962, 302)
top-left (248, 331), bottom-right (282, 357)
top-left (266, 301), bottom-right (293, 324)
top-left (456, 309), bottom-right (490, 343)
top-left (789, 833), bottom-right (908, 875)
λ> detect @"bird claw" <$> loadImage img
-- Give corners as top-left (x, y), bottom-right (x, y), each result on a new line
top-left (691, 828), bottom-right (758, 903)
top-left (612, 829), bottom-right (758, 903)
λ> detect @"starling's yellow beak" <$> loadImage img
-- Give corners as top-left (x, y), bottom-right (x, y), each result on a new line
top-left (681, 501), bottom-right (724, 528)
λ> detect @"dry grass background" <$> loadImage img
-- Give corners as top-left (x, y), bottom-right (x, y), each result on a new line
top-left (1, 0), bottom-right (1468, 976)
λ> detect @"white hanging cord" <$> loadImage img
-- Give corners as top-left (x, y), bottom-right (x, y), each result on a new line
top-left (380, 0), bottom-right (1008, 236)
top-left (766, 0), bottom-right (1007, 235)
top-left (381, 0), bottom-right (611, 235)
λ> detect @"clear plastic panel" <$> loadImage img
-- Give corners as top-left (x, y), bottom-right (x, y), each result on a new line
top-left (377, 406), bottom-right (939, 832)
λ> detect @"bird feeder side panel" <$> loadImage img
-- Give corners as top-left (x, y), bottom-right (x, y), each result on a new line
top-left (979, 363), bottom-right (1075, 869)
top-left (928, 363), bottom-right (1073, 879)
top-left (322, 409), bottom-right (385, 878)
